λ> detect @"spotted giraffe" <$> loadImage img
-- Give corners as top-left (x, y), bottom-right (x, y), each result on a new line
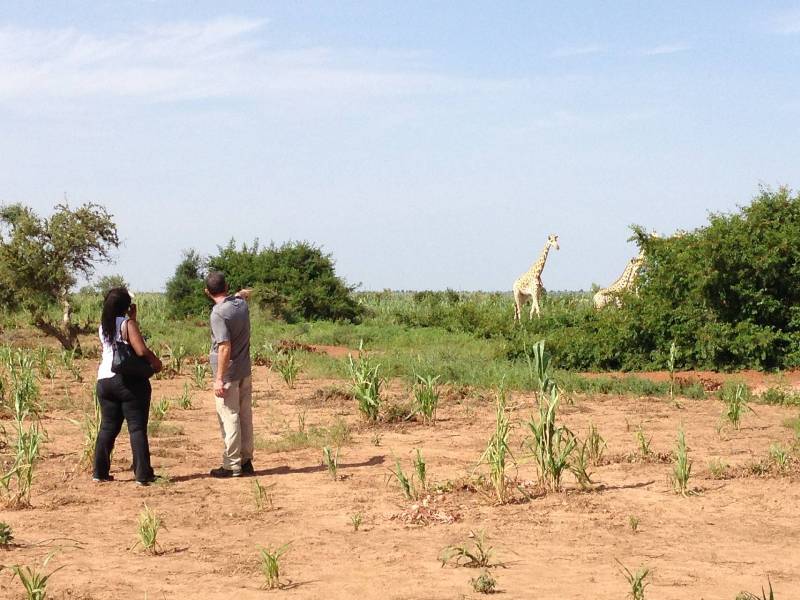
top-left (593, 250), bottom-right (645, 309)
top-left (513, 234), bottom-right (560, 321)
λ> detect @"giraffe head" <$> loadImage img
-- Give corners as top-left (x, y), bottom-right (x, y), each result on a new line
top-left (547, 234), bottom-right (560, 251)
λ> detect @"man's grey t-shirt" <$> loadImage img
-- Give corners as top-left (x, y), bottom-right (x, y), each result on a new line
top-left (209, 296), bottom-right (252, 383)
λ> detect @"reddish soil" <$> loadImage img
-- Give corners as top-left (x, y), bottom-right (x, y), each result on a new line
top-left (1, 362), bottom-right (799, 599)
top-left (310, 345), bottom-right (353, 359)
top-left (581, 369), bottom-right (800, 394)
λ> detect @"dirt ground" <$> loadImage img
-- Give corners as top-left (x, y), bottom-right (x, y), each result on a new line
top-left (580, 368), bottom-right (800, 395)
top-left (1, 361), bottom-right (799, 600)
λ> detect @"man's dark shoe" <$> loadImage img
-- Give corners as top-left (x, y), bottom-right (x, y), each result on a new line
top-left (241, 460), bottom-right (255, 475)
top-left (92, 474), bottom-right (115, 483)
top-left (210, 466), bottom-right (241, 478)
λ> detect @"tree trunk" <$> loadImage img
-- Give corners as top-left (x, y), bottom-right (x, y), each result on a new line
top-left (60, 295), bottom-right (82, 355)
top-left (32, 294), bottom-right (82, 354)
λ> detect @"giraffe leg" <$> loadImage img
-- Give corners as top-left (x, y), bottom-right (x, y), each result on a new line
top-left (531, 286), bottom-right (542, 319)
top-left (513, 289), bottom-right (522, 323)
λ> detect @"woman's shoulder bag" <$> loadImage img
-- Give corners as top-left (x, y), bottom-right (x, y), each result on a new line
top-left (111, 319), bottom-right (154, 379)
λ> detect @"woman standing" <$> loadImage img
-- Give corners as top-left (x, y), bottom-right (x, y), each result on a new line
top-left (93, 287), bottom-right (162, 485)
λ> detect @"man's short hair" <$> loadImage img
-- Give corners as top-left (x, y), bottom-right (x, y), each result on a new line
top-left (205, 271), bottom-right (227, 295)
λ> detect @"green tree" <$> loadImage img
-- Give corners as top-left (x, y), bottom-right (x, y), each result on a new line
top-left (165, 250), bottom-right (210, 318)
top-left (88, 274), bottom-right (129, 295)
top-left (166, 240), bottom-right (362, 322)
top-left (0, 203), bottom-right (119, 352)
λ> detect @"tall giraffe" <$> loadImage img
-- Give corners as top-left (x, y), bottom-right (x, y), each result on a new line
top-left (513, 234), bottom-right (559, 321)
top-left (593, 250), bottom-right (645, 309)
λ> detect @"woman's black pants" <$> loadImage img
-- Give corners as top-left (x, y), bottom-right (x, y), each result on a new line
top-left (93, 374), bottom-right (153, 482)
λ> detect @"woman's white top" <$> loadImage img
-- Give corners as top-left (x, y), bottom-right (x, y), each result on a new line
top-left (97, 316), bottom-right (128, 380)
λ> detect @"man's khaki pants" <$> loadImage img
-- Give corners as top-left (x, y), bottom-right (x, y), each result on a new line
top-left (215, 376), bottom-right (253, 472)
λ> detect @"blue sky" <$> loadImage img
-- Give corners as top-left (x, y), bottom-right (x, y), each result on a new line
top-left (1, 1), bottom-right (799, 291)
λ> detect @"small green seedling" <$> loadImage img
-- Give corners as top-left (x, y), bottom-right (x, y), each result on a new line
top-left (2, 551), bottom-right (63, 600)
top-left (628, 515), bottom-right (640, 534)
top-left (736, 578), bottom-right (775, 600)
top-left (769, 443), bottom-right (789, 471)
top-left (322, 446), bottom-right (339, 481)
top-left (252, 479), bottom-right (275, 511)
top-left (586, 422), bottom-right (607, 466)
top-left (350, 512), bottom-right (363, 532)
top-left (471, 570), bottom-right (497, 594)
top-left (708, 458), bottom-right (729, 479)
top-left (389, 457), bottom-right (416, 500)
top-left (667, 341), bottom-right (678, 405)
top-left (478, 389), bottom-right (513, 503)
top-left (132, 504), bottom-right (163, 554)
top-left (192, 362), bottom-right (208, 390)
top-left (152, 398), bottom-right (170, 421)
top-left (0, 521), bottom-right (13, 546)
top-left (178, 383), bottom-right (192, 410)
top-left (413, 449), bottom-right (427, 492)
top-left (347, 343), bottom-right (383, 422)
top-left (671, 428), bottom-right (692, 496)
top-left (617, 559), bottom-right (650, 600)
top-left (413, 373), bottom-right (440, 424)
top-left (636, 425), bottom-right (652, 458)
top-left (720, 383), bottom-right (754, 430)
top-left (272, 348), bottom-right (301, 389)
top-left (258, 543), bottom-right (290, 590)
top-left (440, 530), bottom-right (494, 568)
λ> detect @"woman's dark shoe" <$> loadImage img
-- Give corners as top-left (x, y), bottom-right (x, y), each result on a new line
top-left (136, 474), bottom-right (157, 487)
top-left (210, 466), bottom-right (241, 478)
top-left (241, 460), bottom-right (255, 475)
top-left (92, 474), bottom-right (115, 483)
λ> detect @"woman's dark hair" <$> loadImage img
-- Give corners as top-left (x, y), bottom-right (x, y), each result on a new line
top-left (101, 287), bottom-right (132, 344)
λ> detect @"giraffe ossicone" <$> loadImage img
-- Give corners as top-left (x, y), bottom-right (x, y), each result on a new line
top-left (513, 234), bottom-right (559, 322)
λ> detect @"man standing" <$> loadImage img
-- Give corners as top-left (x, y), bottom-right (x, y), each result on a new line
top-left (205, 271), bottom-right (254, 478)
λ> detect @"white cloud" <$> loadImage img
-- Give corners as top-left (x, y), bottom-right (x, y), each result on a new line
top-left (642, 43), bottom-right (691, 56)
top-left (551, 44), bottom-right (604, 58)
top-left (0, 17), bottom-right (515, 105)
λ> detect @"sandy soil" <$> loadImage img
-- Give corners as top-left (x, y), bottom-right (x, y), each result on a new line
top-left (1, 362), bottom-right (799, 599)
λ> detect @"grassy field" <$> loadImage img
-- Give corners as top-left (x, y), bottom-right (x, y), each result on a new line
top-left (0, 290), bottom-right (710, 396)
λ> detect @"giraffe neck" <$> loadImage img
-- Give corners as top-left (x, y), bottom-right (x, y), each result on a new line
top-left (606, 261), bottom-right (636, 291)
top-left (527, 242), bottom-right (552, 278)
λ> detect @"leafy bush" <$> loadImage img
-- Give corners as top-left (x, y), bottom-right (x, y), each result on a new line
top-left (166, 241), bottom-right (362, 323)
top-left (165, 250), bottom-right (209, 319)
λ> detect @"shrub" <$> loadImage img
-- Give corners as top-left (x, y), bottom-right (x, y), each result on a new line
top-left (165, 250), bottom-right (210, 319)
top-left (167, 241), bottom-right (363, 323)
